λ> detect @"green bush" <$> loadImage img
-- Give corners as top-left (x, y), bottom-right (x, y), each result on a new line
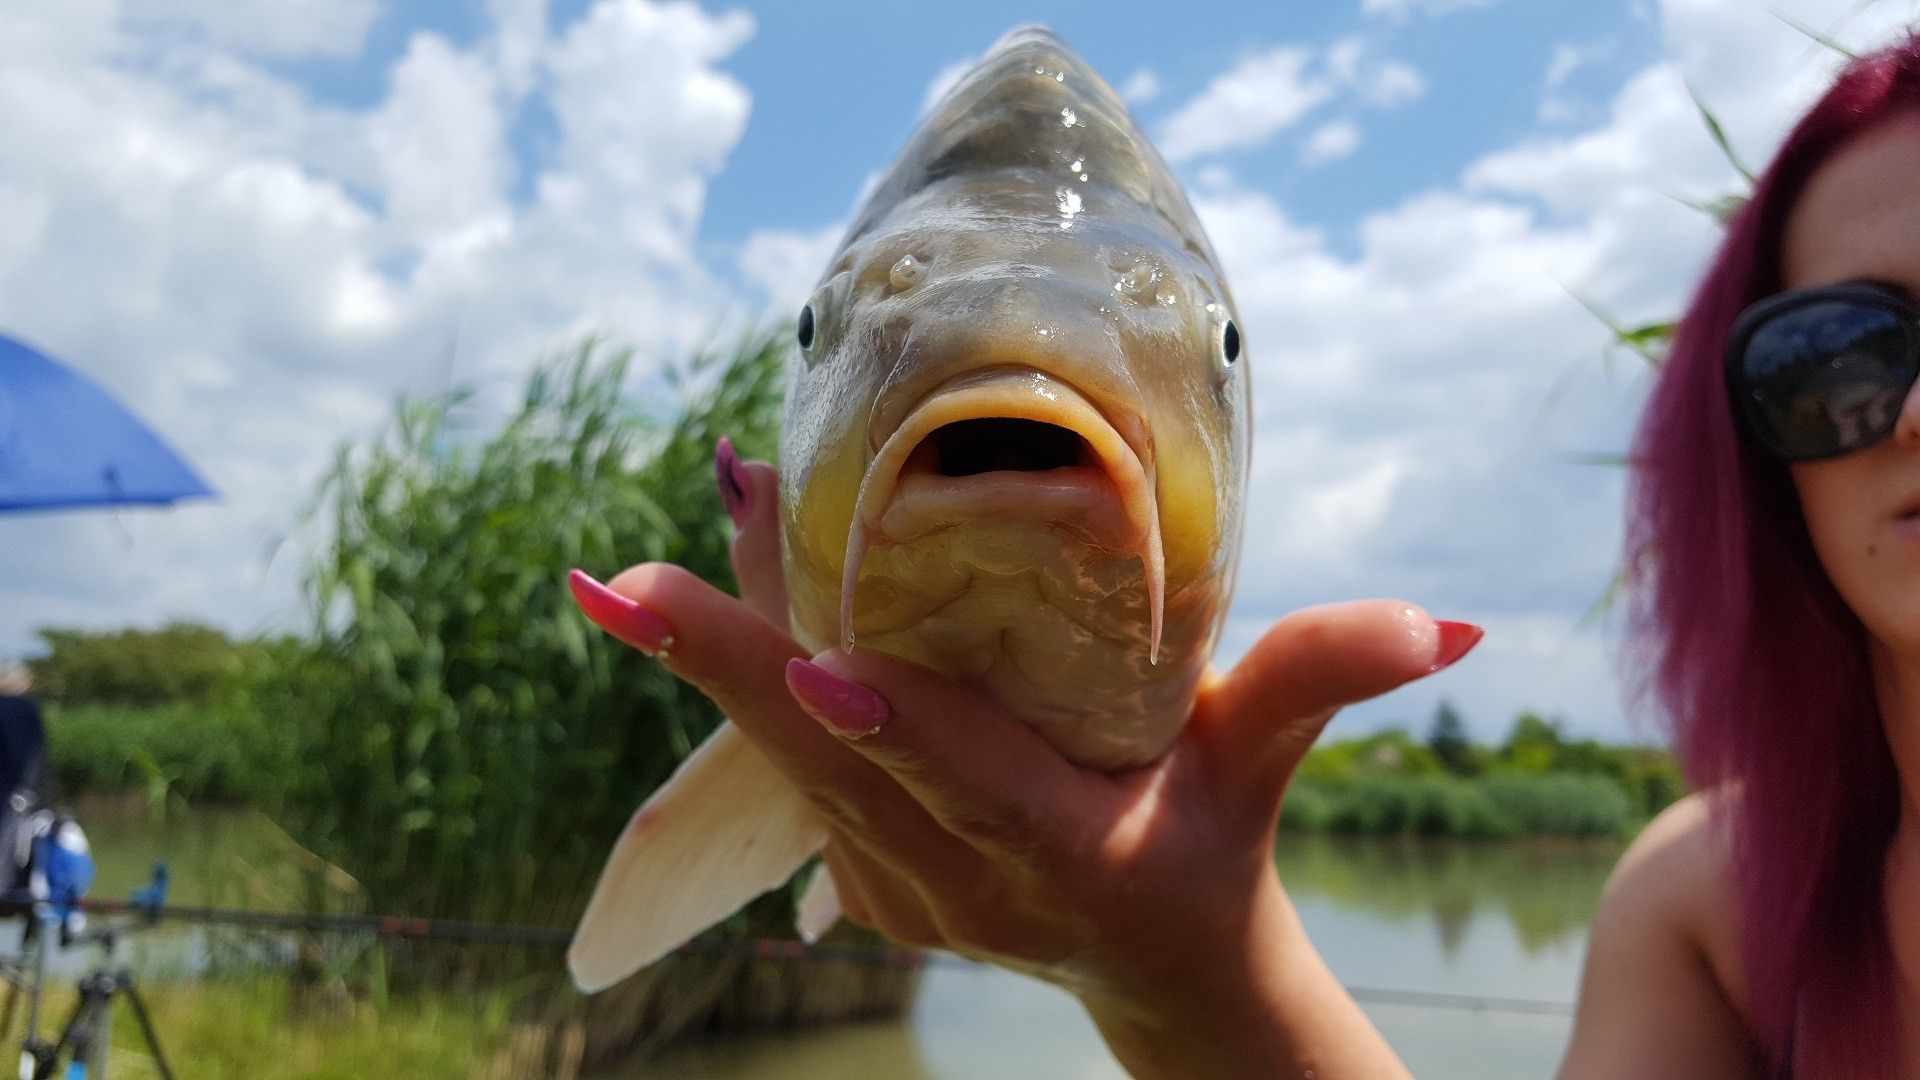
top-left (28, 623), bottom-right (249, 707)
top-left (1324, 775), bottom-right (1514, 840)
top-left (45, 702), bottom-right (294, 807)
top-left (1279, 780), bottom-right (1333, 832)
top-left (1480, 773), bottom-right (1631, 838)
top-left (259, 333), bottom-right (790, 929)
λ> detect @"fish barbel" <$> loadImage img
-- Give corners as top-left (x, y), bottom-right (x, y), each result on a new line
top-left (569, 24), bottom-right (1249, 992)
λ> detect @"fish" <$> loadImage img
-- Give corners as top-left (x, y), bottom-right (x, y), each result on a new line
top-left (568, 24), bottom-right (1249, 993)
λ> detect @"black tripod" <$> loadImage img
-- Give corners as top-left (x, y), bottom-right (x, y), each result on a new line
top-left (31, 919), bottom-right (174, 1080)
top-left (2, 903), bottom-right (175, 1080)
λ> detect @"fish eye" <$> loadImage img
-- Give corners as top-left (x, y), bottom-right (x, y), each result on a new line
top-left (1217, 318), bottom-right (1240, 371)
top-left (797, 304), bottom-right (816, 352)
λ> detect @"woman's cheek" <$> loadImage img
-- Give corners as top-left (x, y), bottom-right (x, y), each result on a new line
top-left (1791, 460), bottom-right (1905, 640)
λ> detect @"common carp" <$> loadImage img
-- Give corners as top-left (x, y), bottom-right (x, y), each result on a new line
top-left (569, 24), bottom-right (1249, 992)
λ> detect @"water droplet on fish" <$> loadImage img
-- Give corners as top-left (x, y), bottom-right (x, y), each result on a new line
top-left (889, 254), bottom-right (925, 292)
top-left (1115, 260), bottom-right (1156, 299)
top-left (1060, 107), bottom-right (1079, 127)
top-left (1057, 186), bottom-right (1082, 226)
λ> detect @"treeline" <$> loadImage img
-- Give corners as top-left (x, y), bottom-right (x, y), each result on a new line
top-left (26, 623), bottom-right (297, 807)
top-left (1281, 702), bottom-right (1685, 841)
top-left (31, 625), bottom-right (1686, 845)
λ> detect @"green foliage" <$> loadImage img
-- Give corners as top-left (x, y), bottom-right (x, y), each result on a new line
top-left (259, 332), bottom-right (790, 927)
top-left (45, 703), bottom-right (295, 808)
top-left (1425, 699), bottom-right (1480, 777)
top-left (1295, 728), bottom-right (1442, 790)
top-left (1480, 773), bottom-right (1632, 839)
top-left (1500, 712), bottom-right (1564, 774)
top-left (1323, 775), bottom-right (1513, 840)
top-left (27, 623), bottom-right (251, 708)
top-left (1286, 715), bottom-right (1681, 840)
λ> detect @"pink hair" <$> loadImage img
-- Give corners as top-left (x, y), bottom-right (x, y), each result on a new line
top-left (1626, 37), bottom-right (1920, 1079)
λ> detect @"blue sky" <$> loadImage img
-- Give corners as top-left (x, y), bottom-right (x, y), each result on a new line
top-left (0, 0), bottom-right (1914, 743)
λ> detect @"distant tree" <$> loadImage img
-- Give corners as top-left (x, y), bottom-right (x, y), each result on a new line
top-left (28, 622), bottom-right (242, 707)
top-left (1502, 712), bottom-right (1565, 774)
top-left (1427, 699), bottom-right (1478, 777)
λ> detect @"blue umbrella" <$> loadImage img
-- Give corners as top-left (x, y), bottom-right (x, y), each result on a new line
top-left (0, 334), bottom-right (214, 514)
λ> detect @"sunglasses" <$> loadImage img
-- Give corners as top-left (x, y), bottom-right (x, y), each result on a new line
top-left (1726, 281), bottom-right (1920, 461)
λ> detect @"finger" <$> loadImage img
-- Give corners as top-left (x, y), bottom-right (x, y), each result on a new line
top-left (570, 565), bottom-right (972, 876)
top-left (822, 836), bottom-right (946, 950)
top-left (716, 439), bottom-right (787, 626)
top-left (820, 842), bottom-right (871, 926)
top-left (1193, 600), bottom-right (1483, 807)
top-left (785, 649), bottom-right (1106, 870)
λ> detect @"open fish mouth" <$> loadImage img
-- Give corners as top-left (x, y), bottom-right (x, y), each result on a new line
top-left (840, 366), bottom-right (1165, 662)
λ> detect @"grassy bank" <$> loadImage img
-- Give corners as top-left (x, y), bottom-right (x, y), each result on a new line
top-left (28, 979), bottom-right (513, 1080)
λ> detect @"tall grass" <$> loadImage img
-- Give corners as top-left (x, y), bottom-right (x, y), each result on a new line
top-left (265, 335), bottom-right (785, 928)
top-left (242, 332), bottom-right (920, 1058)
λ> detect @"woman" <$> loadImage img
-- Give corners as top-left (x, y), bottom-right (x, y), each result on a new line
top-left (569, 36), bottom-right (1920, 1078)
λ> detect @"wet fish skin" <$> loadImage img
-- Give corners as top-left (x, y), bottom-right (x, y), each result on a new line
top-left (568, 24), bottom-right (1248, 993)
top-left (781, 24), bottom-right (1248, 770)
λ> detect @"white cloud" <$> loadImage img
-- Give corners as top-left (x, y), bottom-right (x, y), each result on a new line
top-left (1539, 42), bottom-right (1615, 124)
top-left (1197, 0), bottom-right (1920, 737)
top-left (125, 0), bottom-right (380, 58)
top-left (1301, 119), bottom-right (1363, 166)
top-left (0, 0), bottom-right (761, 656)
top-left (1327, 37), bottom-right (1427, 108)
top-left (921, 56), bottom-right (977, 115)
top-left (1361, 0), bottom-right (1502, 21)
top-left (368, 33), bottom-right (512, 261)
top-left (738, 222), bottom-right (845, 312)
top-left (1159, 47), bottom-right (1332, 161)
top-left (1118, 69), bottom-right (1162, 104)
top-left (1159, 39), bottom-right (1423, 162)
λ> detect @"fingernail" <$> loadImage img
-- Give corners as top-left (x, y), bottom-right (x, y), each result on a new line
top-left (715, 436), bottom-right (750, 527)
top-left (1428, 620), bottom-right (1484, 673)
top-left (785, 658), bottom-right (888, 739)
top-left (569, 569), bottom-right (674, 657)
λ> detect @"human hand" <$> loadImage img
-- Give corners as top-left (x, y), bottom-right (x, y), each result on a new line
top-left (572, 441), bottom-right (1476, 1078)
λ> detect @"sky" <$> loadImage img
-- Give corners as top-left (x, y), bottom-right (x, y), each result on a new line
top-left (2, 0), bottom-right (1917, 743)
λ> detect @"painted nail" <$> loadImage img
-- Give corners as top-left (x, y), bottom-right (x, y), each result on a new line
top-left (568, 569), bottom-right (675, 656)
top-left (715, 436), bottom-right (751, 527)
top-left (785, 658), bottom-right (889, 739)
top-left (1428, 620), bottom-right (1484, 673)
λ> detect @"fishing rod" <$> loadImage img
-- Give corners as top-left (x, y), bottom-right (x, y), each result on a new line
top-left (14, 891), bottom-right (1577, 1018)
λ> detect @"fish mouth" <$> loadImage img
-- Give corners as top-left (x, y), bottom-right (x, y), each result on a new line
top-left (841, 366), bottom-right (1164, 662)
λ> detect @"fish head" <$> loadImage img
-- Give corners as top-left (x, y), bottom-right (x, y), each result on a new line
top-left (779, 26), bottom-right (1248, 768)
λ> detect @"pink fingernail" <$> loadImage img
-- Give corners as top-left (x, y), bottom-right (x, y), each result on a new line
top-left (569, 569), bottom-right (675, 656)
top-left (1428, 620), bottom-right (1484, 673)
top-left (715, 436), bottom-right (751, 527)
top-left (785, 658), bottom-right (888, 739)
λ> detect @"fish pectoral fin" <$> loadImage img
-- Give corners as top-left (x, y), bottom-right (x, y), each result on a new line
top-left (794, 861), bottom-right (843, 944)
top-left (567, 722), bottom-right (828, 993)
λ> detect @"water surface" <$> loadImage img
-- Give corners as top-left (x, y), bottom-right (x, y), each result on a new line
top-left (631, 836), bottom-right (1621, 1079)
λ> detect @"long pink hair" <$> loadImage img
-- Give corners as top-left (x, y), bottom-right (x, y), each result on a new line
top-left (1626, 37), bottom-right (1920, 1079)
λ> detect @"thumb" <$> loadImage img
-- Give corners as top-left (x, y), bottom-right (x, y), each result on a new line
top-left (1193, 600), bottom-right (1482, 808)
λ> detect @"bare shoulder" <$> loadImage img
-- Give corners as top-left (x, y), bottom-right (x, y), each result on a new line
top-left (1557, 790), bottom-right (1763, 1080)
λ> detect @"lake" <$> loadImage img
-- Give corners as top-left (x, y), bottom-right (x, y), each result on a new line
top-left (56, 806), bottom-right (1618, 1077)
top-left (625, 836), bottom-right (1619, 1079)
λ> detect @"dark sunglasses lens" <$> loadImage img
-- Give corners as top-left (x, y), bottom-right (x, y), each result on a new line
top-left (1739, 299), bottom-right (1916, 459)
